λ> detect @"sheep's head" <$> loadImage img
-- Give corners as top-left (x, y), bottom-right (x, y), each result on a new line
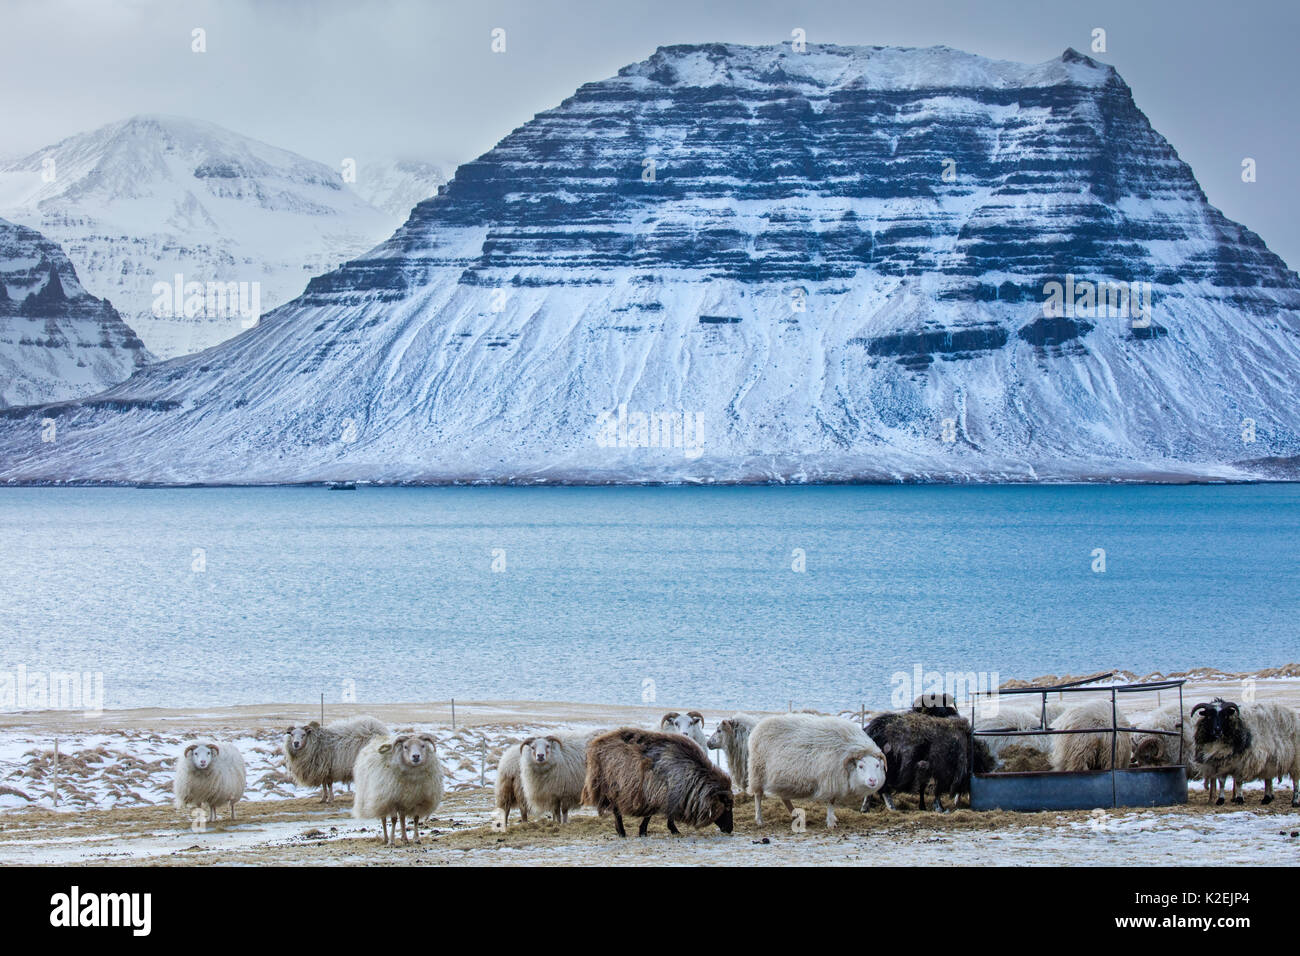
top-left (706, 719), bottom-right (733, 751)
top-left (661, 711), bottom-right (706, 740)
top-left (913, 693), bottom-right (959, 718)
top-left (284, 722), bottom-right (320, 753)
top-left (184, 743), bottom-right (219, 770)
top-left (847, 750), bottom-right (887, 794)
top-left (380, 734), bottom-right (437, 768)
top-left (706, 787), bottom-right (734, 833)
top-left (1133, 737), bottom-right (1164, 767)
top-left (1191, 699), bottom-right (1246, 759)
top-left (522, 736), bottom-right (561, 766)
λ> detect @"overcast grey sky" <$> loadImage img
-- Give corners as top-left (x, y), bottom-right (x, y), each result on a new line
top-left (2, 0), bottom-right (1296, 267)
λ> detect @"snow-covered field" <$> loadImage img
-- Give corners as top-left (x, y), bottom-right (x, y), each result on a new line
top-left (1, 680), bottom-right (1298, 866)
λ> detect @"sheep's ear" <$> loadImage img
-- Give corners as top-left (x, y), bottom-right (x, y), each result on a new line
top-left (307, 721), bottom-right (320, 729)
top-left (378, 744), bottom-right (392, 754)
top-left (284, 726), bottom-right (294, 735)
top-left (419, 734), bottom-right (437, 747)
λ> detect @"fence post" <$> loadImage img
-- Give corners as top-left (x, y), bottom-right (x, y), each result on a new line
top-left (480, 739), bottom-right (486, 788)
top-left (1110, 688), bottom-right (1118, 808)
top-left (320, 692), bottom-right (324, 724)
top-left (52, 738), bottom-right (59, 807)
top-left (451, 699), bottom-right (456, 730)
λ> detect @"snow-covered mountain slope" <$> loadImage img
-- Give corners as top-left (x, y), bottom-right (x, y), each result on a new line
top-left (351, 160), bottom-right (447, 220)
top-left (0, 115), bottom-right (397, 359)
top-left (0, 217), bottom-right (150, 408)
top-left (1, 43), bottom-right (1299, 484)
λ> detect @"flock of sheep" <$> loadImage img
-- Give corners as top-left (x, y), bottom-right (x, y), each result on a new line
top-left (169, 692), bottom-right (1300, 844)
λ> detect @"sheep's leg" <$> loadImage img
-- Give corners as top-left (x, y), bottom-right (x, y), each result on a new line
top-left (399, 812), bottom-right (411, 844)
top-left (229, 800), bottom-right (236, 821)
top-left (753, 794), bottom-right (763, 826)
top-left (860, 793), bottom-right (872, 812)
top-left (1232, 777), bottom-right (1244, 805)
top-left (932, 793), bottom-right (946, 813)
top-left (1262, 778), bottom-right (1275, 805)
top-left (612, 809), bottom-right (627, 838)
top-left (412, 816), bottom-right (421, 844)
top-left (638, 816), bottom-right (651, 837)
top-left (379, 817), bottom-right (389, 845)
top-left (826, 805), bottom-right (837, 829)
top-left (520, 804), bottom-right (528, 823)
top-left (882, 791), bottom-right (896, 811)
top-left (560, 807), bottom-right (569, 824)
top-left (666, 818), bottom-right (680, 835)
top-left (1292, 773), bottom-right (1300, 808)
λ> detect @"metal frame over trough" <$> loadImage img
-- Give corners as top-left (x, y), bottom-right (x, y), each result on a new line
top-left (969, 674), bottom-right (1189, 812)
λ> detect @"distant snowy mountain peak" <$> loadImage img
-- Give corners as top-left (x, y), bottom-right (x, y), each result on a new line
top-left (350, 159), bottom-right (448, 220)
top-left (0, 216), bottom-right (150, 408)
top-left (1, 43), bottom-right (1298, 484)
top-left (0, 114), bottom-right (397, 359)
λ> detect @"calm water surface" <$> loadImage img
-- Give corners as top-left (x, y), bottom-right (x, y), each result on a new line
top-left (0, 485), bottom-right (1297, 712)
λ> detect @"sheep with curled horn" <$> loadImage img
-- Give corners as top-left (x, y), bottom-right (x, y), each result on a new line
top-left (659, 711), bottom-right (709, 752)
top-left (582, 728), bottom-right (733, 837)
top-left (1191, 698), bottom-right (1300, 806)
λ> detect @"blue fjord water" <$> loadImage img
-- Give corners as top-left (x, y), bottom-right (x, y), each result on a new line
top-left (0, 484), bottom-right (1296, 714)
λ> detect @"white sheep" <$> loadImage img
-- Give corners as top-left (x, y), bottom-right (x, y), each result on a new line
top-left (1049, 699), bottom-right (1133, 772)
top-left (748, 714), bottom-right (886, 829)
top-left (495, 743), bottom-right (528, 825)
top-left (352, 733), bottom-right (444, 845)
top-left (174, 741), bottom-right (246, 823)
top-left (1130, 702), bottom-right (1199, 778)
top-left (659, 711), bottom-right (709, 753)
top-left (706, 714), bottom-right (759, 794)
top-left (974, 705), bottom-right (1055, 764)
top-left (283, 715), bottom-right (388, 803)
top-left (519, 732), bottom-right (590, 823)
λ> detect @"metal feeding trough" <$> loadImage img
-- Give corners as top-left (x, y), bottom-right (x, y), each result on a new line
top-left (969, 673), bottom-right (1189, 812)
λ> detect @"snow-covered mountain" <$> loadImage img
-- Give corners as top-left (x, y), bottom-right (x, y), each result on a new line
top-left (1, 43), bottom-right (1299, 484)
top-left (0, 216), bottom-right (150, 408)
top-left (0, 115), bottom-right (397, 359)
top-left (350, 160), bottom-right (448, 220)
